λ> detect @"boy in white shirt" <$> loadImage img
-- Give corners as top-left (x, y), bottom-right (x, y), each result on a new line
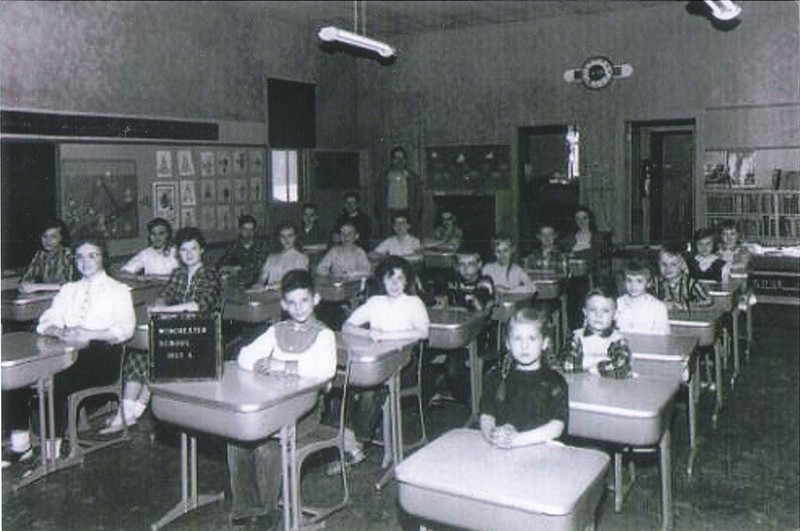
top-left (370, 213), bottom-right (422, 260)
top-left (616, 259), bottom-right (670, 335)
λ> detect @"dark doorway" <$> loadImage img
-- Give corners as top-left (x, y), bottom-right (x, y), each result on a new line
top-left (630, 120), bottom-right (695, 244)
top-left (517, 125), bottom-right (579, 255)
top-left (1, 141), bottom-right (58, 271)
top-left (432, 195), bottom-right (495, 260)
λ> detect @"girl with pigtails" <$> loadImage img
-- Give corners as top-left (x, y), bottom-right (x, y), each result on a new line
top-left (479, 307), bottom-right (568, 449)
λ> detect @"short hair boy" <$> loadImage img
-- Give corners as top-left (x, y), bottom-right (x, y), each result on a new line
top-left (370, 212), bottom-right (422, 259)
top-left (228, 269), bottom-right (336, 527)
top-left (615, 259), bottom-right (670, 334)
top-left (447, 251), bottom-right (495, 312)
top-left (316, 221), bottom-right (371, 278)
top-left (655, 243), bottom-right (712, 311)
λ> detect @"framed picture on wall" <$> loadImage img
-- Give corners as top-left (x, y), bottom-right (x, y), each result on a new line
top-left (199, 205), bottom-right (216, 230)
top-left (153, 181), bottom-right (178, 223)
top-left (180, 180), bottom-right (197, 206)
top-left (217, 151), bottom-right (232, 176)
top-left (233, 150), bottom-right (248, 174)
top-left (199, 179), bottom-right (216, 204)
top-left (177, 150), bottom-right (196, 177)
top-left (156, 151), bottom-right (174, 178)
top-left (200, 151), bottom-right (215, 177)
top-left (426, 145), bottom-right (511, 191)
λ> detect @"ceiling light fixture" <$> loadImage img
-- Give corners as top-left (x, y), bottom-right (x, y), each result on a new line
top-left (317, 0), bottom-right (395, 59)
top-left (318, 27), bottom-right (396, 58)
top-left (702, 0), bottom-right (742, 21)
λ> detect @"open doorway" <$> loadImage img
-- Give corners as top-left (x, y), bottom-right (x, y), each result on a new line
top-left (629, 120), bottom-right (695, 244)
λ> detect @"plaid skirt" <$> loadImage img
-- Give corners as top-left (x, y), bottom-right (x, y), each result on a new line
top-left (122, 349), bottom-right (150, 382)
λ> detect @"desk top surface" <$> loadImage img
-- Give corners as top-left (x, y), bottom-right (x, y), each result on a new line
top-left (395, 428), bottom-right (609, 516)
top-left (625, 333), bottom-right (697, 361)
top-left (336, 332), bottom-right (417, 363)
top-left (563, 371), bottom-right (681, 418)
top-left (1, 331), bottom-right (77, 365)
top-left (150, 361), bottom-right (328, 413)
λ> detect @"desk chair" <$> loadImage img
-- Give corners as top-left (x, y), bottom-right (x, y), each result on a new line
top-left (287, 364), bottom-right (351, 528)
top-left (62, 345), bottom-right (129, 468)
top-left (377, 342), bottom-right (428, 468)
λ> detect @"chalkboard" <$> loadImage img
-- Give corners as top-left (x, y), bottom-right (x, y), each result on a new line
top-left (149, 312), bottom-right (222, 382)
top-left (312, 151), bottom-right (360, 189)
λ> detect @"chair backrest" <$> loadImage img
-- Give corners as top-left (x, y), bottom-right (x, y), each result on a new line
top-left (149, 311), bottom-right (223, 382)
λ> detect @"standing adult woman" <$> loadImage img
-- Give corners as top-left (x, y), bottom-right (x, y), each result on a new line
top-left (560, 206), bottom-right (604, 329)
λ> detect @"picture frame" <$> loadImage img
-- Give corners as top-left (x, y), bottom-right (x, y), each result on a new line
top-left (153, 181), bottom-right (178, 223)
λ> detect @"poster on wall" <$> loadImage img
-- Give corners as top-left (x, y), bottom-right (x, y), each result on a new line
top-left (250, 150), bottom-right (264, 175)
top-left (200, 151), bottom-right (215, 177)
top-left (153, 181), bottom-right (178, 223)
top-left (200, 205), bottom-right (216, 230)
top-left (250, 176), bottom-right (263, 204)
top-left (233, 150), bottom-right (248, 174)
top-left (217, 151), bottom-right (233, 176)
top-left (235, 178), bottom-right (249, 203)
top-left (425, 145), bottom-right (511, 191)
top-left (177, 150), bottom-right (196, 177)
top-left (216, 204), bottom-right (233, 231)
top-left (156, 151), bottom-right (174, 178)
top-left (216, 178), bottom-right (233, 204)
top-left (200, 179), bottom-right (216, 204)
top-left (62, 160), bottom-right (139, 240)
top-left (181, 206), bottom-right (197, 228)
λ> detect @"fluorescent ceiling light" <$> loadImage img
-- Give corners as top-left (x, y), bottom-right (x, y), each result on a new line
top-left (318, 26), bottom-right (396, 58)
top-left (703, 0), bottom-right (742, 21)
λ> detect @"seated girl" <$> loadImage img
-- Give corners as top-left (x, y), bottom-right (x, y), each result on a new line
top-left (716, 220), bottom-right (750, 274)
top-left (557, 287), bottom-right (632, 379)
top-left (482, 234), bottom-right (537, 293)
top-left (119, 217), bottom-right (179, 277)
top-left (480, 307), bottom-right (568, 448)
top-left (18, 218), bottom-right (74, 293)
top-left (686, 228), bottom-right (726, 282)
top-left (36, 235), bottom-right (136, 451)
top-left (338, 256), bottom-right (429, 469)
top-left (255, 222), bottom-right (309, 290)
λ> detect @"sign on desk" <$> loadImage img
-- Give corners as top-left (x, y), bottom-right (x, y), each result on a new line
top-left (149, 312), bottom-right (222, 382)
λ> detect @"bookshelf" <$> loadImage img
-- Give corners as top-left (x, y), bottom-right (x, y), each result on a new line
top-left (705, 189), bottom-right (800, 245)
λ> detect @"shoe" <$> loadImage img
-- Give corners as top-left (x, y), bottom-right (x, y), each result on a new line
top-left (428, 391), bottom-right (456, 407)
top-left (2, 445), bottom-right (34, 465)
top-left (325, 446), bottom-right (367, 476)
top-left (99, 400), bottom-right (144, 435)
top-left (231, 512), bottom-right (277, 531)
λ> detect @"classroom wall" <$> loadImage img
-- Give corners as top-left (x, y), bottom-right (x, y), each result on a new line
top-left (356, 1), bottom-right (800, 242)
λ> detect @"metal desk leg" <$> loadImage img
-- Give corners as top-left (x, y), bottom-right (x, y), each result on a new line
top-left (745, 303), bottom-right (753, 363)
top-left (464, 338), bottom-right (482, 428)
top-left (151, 433), bottom-right (224, 531)
top-left (660, 428), bottom-right (673, 530)
top-left (686, 355), bottom-right (699, 476)
top-left (560, 293), bottom-right (568, 346)
top-left (731, 308), bottom-right (741, 385)
top-left (711, 338), bottom-right (724, 429)
top-left (14, 377), bottom-right (58, 491)
top-left (376, 371), bottom-right (403, 491)
top-left (280, 423), bottom-right (300, 531)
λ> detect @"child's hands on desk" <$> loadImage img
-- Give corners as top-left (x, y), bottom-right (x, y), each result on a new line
top-left (253, 358), bottom-right (299, 380)
top-left (489, 424), bottom-right (518, 449)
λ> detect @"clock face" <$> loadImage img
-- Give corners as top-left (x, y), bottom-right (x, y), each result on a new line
top-left (581, 56), bottom-right (614, 90)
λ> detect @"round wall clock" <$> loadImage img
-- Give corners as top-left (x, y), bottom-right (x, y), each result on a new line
top-left (580, 56), bottom-right (615, 90)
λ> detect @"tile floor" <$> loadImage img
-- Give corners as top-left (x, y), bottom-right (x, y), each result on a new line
top-left (2, 304), bottom-right (798, 530)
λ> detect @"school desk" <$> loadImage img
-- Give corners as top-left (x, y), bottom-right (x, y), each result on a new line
top-left (427, 307), bottom-right (488, 427)
top-left (528, 269), bottom-right (569, 345)
top-left (223, 285), bottom-right (283, 324)
top-left (1, 288), bottom-right (56, 322)
top-left (491, 290), bottom-right (537, 353)
top-left (395, 429), bottom-right (610, 531)
top-left (702, 279), bottom-right (748, 383)
top-left (314, 275), bottom-right (365, 303)
top-left (563, 371), bottom-right (681, 530)
top-left (669, 305), bottom-right (729, 428)
top-left (626, 332), bottom-right (700, 475)
top-left (422, 250), bottom-right (456, 270)
top-left (150, 362), bottom-right (328, 531)
top-left (336, 332), bottom-right (417, 490)
top-left (1, 331), bottom-right (78, 490)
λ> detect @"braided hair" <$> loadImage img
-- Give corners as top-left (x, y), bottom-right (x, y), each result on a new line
top-left (496, 306), bottom-right (553, 403)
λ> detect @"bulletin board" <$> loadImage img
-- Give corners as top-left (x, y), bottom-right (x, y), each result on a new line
top-left (425, 145), bottom-right (511, 191)
top-left (59, 143), bottom-right (267, 255)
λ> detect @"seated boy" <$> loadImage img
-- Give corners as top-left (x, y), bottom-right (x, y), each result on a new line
top-left (316, 222), bottom-right (371, 279)
top-left (716, 220), bottom-right (750, 275)
top-left (423, 209), bottom-right (463, 252)
top-left (654, 242), bottom-right (712, 312)
top-left (227, 270), bottom-right (336, 529)
top-left (523, 223), bottom-right (567, 275)
top-left (370, 212), bottom-right (422, 261)
top-left (615, 259), bottom-right (670, 334)
top-left (255, 222), bottom-right (309, 289)
top-left (429, 251), bottom-right (495, 405)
